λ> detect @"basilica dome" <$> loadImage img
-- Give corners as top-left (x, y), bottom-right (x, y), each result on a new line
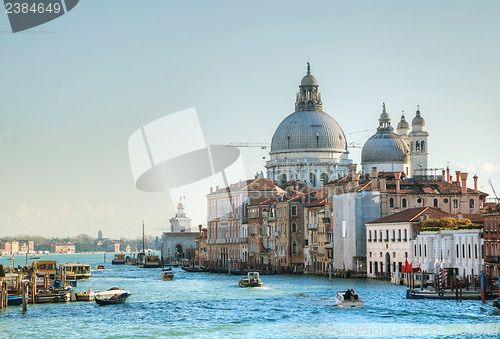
top-left (361, 133), bottom-right (409, 164)
top-left (270, 110), bottom-right (347, 154)
top-left (361, 104), bottom-right (410, 167)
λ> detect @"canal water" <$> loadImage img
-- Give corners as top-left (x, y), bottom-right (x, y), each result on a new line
top-left (0, 253), bottom-right (498, 338)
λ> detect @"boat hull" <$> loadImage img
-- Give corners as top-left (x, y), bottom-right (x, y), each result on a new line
top-left (406, 288), bottom-right (496, 300)
top-left (7, 295), bottom-right (22, 306)
top-left (238, 278), bottom-right (263, 288)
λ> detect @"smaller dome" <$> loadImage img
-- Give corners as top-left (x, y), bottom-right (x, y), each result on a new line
top-left (412, 109), bottom-right (425, 126)
top-left (397, 115), bottom-right (410, 130)
top-left (301, 74), bottom-right (317, 86)
top-left (361, 133), bottom-right (409, 164)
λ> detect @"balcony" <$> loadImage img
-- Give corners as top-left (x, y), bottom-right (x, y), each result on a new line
top-left (486, 256), bottom-right (500, 263)
top-left (322, 217), bottom-right (331, 224)
top-left (307, 223), bottom-right (318, 230)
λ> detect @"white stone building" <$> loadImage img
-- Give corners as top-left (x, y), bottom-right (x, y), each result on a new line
top-left (414, 228), bottom-right (483, 277)
top-left (266, 63), bottom-right (352, 188)
top-left (365, 207), bottom-right (450, 278)
top-left (161, 200), bottom-right (198, 264)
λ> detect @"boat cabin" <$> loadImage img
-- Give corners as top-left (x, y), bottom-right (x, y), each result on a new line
top-left (60, 263), bottom-right (91, 279)
top-left (112, 254), bottom-right (126, 265)
top-left (32, 260), bottom-right (57, 279)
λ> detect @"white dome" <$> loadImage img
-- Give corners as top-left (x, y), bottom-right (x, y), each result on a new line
top-left (270, 110), bottom-right (347, 154)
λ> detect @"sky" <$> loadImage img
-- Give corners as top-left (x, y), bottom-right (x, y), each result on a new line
top-left (0, 0), bottom-right (499, 239)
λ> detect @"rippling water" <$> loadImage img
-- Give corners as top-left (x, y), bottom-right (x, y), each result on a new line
top-left (1, 253), bottom-right (498, 338)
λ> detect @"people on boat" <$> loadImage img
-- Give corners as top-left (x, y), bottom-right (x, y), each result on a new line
top-left (344, 290), bottom-right (352, 300)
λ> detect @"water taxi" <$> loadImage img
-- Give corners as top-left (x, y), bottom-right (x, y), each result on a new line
top-left (335, 290), bottom-right (364, 308)
top-left (32, 260), bottom-right (57, 279)
top-left (140, 255), bottom-right (160, 268)
top-left (161, 266), bottom-right (174, 280)
top-left (60, 263), bottom-right (92, 279)
top-left (94, 287), bottom-right (131, 305)
top-left (238, 272), bottom-right (263, 288)
top-left (112, 254), bottom-right (126, 265)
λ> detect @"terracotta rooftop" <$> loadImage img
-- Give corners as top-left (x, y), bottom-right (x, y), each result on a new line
top-left (305, 197), bottom-right (325, 207)
top-left (367, 207), bottom-right (451, 224)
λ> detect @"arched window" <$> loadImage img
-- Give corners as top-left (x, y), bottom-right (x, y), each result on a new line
top-left (402, 199), bottom-right (407, 208)
top-left (420, 141), bottom-right (425, 152)
top-left (433, 198), bottom-right (438, 207)
top-left (389, 198), bottom-right (394, 208)
top-left (281, 174), bottom-right (287, 185)
top-left (320, 173), bottom-right (329, 184)
top-left (291, 222), bottom-right (297, 233)
top-left (416, 141), bottom-right (420, 152)
top-left (309, 173), bottom-right (316, 187)
top-left (469, 199), bottom-right (475, 209)
top-left (292, 241), bottom-right (297, 255)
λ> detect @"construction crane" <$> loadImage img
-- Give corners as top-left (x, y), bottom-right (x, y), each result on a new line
top-left (489, 179), bottom-right (499, 202)
top-left (226, 143), bottom-right (270, 149)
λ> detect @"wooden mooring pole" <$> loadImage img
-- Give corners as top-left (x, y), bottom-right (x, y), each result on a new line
top-left (22, 282), bottom-right (27, 312)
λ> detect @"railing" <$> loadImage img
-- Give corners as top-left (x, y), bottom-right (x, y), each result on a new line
top-left (307, 223), bottom-right (318, 230)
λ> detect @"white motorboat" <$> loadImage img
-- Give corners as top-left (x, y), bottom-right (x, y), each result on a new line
top-left (94, 287), bottom-right (131, 305)
top-left (335, 290), bottom-right (364, 308)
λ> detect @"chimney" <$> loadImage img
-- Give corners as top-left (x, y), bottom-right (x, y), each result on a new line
top-left (459, 172), bottom-right (468, 194)
top-left (353, 173), bottom-right (360, 187)
top-left (455, 171), bottom-right (461, 187)
top-left (198, 224), bottom-right (202, 236)
top-left (370, 170), bottom-right (379, 190)
top-left (446, 167), bottom-right (451, 183)
top-left (473, 174), bottom-right (478, 192)
top-left (317, 189), bottom-right (324, 199)
top-left (394, 172), bottom-right (401, 193)
top-left (442, 169), bottom-right (446, 182)
top-left (380, 173), bottom-right (387, 193)
top-left (348, 164), bottom-right (357, 179)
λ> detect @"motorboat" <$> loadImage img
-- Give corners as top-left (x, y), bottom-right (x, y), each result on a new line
top-left (96, 264), bottom-right (105, 270)
top-left (406, 288), bottom-right (494, 300)
top-left (492, 298), bottom-right (500, 309)
top-left (94, 287), bottom-right (131, 305)
top-left (161, 266), bottom-right (174, 280)
top-left (334, 290), bottom-right (364, 308)
top-left (238, 272), bottom-right (263, 288)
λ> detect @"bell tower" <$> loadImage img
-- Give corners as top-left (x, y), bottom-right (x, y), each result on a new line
top-left (409, 107), bottom-right (429, 177)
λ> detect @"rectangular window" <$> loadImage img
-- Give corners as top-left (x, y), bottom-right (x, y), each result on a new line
top-left (398, 230), bottom-right (401, 241)
top-left (404, 229), bottom-right (408, 241)
top-left (385, 230), bottom-right (389, 242)
top-left (419, 245), bottom-right (422, 257)
top-left (475, 244), bottom-right (478, 259)
top-left (392, 230), bottom-right (395, 241)
top-left (368, 230), bottom-right (372, 242)
top-left (291, 205), bottom-right (297, 216)
top-left (405, 252), bottom-right (408, 258)
top-left (379, 231), bottom-right (382, 242)
top-left (468, 244), bottom-right (471, 259)
top-left (424, 245), bottom-right (427, 257)
top-left (456, 244), bottom-right (459, 258)
top-left (374, 231), bottom-right (377, 241)
top-left (462, 244), bottom-right (465, 258)
top-left (369, 262), bottom-right (372, 274)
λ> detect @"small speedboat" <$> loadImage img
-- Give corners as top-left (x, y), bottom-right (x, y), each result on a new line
top-left (161, 266), bottom-right (174, 280)
top-left (239, 272), bottom-right (263, 288)
top-left (96, 265), bottom-right (105, 270)
top-left (94, 288), bottom-right (131, 305)
top-left (493, 298), bottom-right (500, 309)
top-left (335, 290), bottom-right (364, 308)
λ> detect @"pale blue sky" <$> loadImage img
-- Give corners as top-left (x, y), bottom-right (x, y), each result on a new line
top-left (1, 1), bottom-right (499, 238)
